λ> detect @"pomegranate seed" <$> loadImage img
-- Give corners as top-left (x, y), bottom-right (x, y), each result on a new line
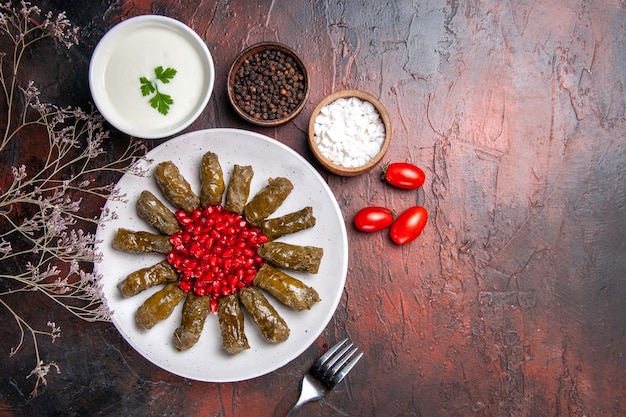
top-left (178, 216), bottom-right (193, 227)
top-left (223, 259), bottom-right (232, 271)
top-left (170, 233), bottom-right (182, 246)
top-left (228, 275), bottom-right (238, 287)
top-left (167, 205), bottom-right (266, 300)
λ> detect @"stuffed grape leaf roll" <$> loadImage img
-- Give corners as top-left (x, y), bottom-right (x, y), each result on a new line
top-left (253, 264), bottom-right (320, 311)
top-left (257, 242), bottom-right (323, 274)
top-left (173, 292), bottom-right (212, 351)
top-left (118, 260), bottom-right (178, 297)
top-left (112, 228), bottom-right (172, 254)
top-left (200, 151), bottom-right (225, 207)
top-left (135, 282), bottom-right (186, 330)
top-left (239, 287), bottom-right (289, 343)
top-left (155, 161), bottom-right (200, 213)
top-left (224, 165), bottom-right (253, 214)
top-left (218, 294), bottom-right (250, 355)
top-left (259, 206), bottom-right (316, 241)
top-left (244, 177), bottom-right (293, 226)
top-left (136, 190), bottom-right (180, 235)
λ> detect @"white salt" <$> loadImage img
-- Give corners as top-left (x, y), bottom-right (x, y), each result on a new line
top-left (313, 96), bottom-right (385, 168)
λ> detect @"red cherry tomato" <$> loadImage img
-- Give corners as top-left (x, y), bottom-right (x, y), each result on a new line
top-left (353, 206), bottom-right (394, 232)
top-left (382, 162), bottom-right (425, 190)
top-left (390, 206), bottom-right (428, 244)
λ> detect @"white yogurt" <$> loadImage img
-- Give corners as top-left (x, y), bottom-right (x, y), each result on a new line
top-left (313, 97), bottom-right (385, 168)
top-left (90, 16), bottom-right (214, 138)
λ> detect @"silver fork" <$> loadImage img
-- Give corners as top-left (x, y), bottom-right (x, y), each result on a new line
top-left (285, 338), bottom-right (364, 416)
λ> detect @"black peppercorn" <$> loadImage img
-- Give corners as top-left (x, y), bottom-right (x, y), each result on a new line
top-left (232, 46), bottom-right (306, 123)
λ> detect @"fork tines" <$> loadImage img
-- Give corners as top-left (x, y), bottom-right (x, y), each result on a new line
top-left (310, 338), bottom-right (364, 389)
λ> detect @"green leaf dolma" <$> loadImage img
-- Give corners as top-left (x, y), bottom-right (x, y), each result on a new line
top-left (112, 228), bottom-right (172, 254)
top-left (200, 151), bottom-right (225, 207)
top-left (118, 260), bottom-right (178, 297)
top-left (244, 177), bottom-right (293, 226)
top-left (224, 165), bottom-right (254, 214)
top-left (154, 161), bottom-right (200, 213)
top-left (218, 294), bottom-right (250, 355)
top-left (239, 287), bottom-right (289, 343)
top-left (257, 241), bottom-right (323, 274)
top-left (135, 282), bottom-right (186, 330)
top-left (173, 292), bottom-right (212, 351)
top-left (136, 190), bottom-right (180, 235)
top-left (253, 264), bottom-right (320, 311)
top-left (259, 206), bottom-right (316, 241)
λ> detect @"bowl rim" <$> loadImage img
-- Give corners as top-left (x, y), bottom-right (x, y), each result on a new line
top-left (88, 15), bottom-right (215, 139)
top-left (308, 89), bottom-right (392, 176)
top-left (227, 41), bottom-right (310, 127)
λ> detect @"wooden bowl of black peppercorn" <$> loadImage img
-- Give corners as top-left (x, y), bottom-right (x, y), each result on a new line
top-left (228, 42), bottom-right (309, 127)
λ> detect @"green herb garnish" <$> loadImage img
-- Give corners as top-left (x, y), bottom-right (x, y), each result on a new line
top-left (139, 66), bottom-right (177, 115)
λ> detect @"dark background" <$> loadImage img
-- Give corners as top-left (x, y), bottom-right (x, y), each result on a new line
top-left (1, 1), bottom-right (625, 416)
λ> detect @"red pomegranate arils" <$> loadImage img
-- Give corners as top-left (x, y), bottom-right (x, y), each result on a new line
top-left (167, 205), bottom-right (267, 312)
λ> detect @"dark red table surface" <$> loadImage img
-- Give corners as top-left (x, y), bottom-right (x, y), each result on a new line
top-left (1, 1), bottom-right (625, 416)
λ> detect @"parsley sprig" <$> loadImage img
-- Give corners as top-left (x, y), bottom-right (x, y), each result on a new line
top-left (139, 66), bottom-right (177, 115)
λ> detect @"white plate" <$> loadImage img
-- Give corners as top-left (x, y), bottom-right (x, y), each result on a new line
top-left (95, 128), bottom-right (348, 382)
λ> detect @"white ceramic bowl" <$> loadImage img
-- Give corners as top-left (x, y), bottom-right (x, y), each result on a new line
top-left (89, 15), bottom-right (214, 139)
